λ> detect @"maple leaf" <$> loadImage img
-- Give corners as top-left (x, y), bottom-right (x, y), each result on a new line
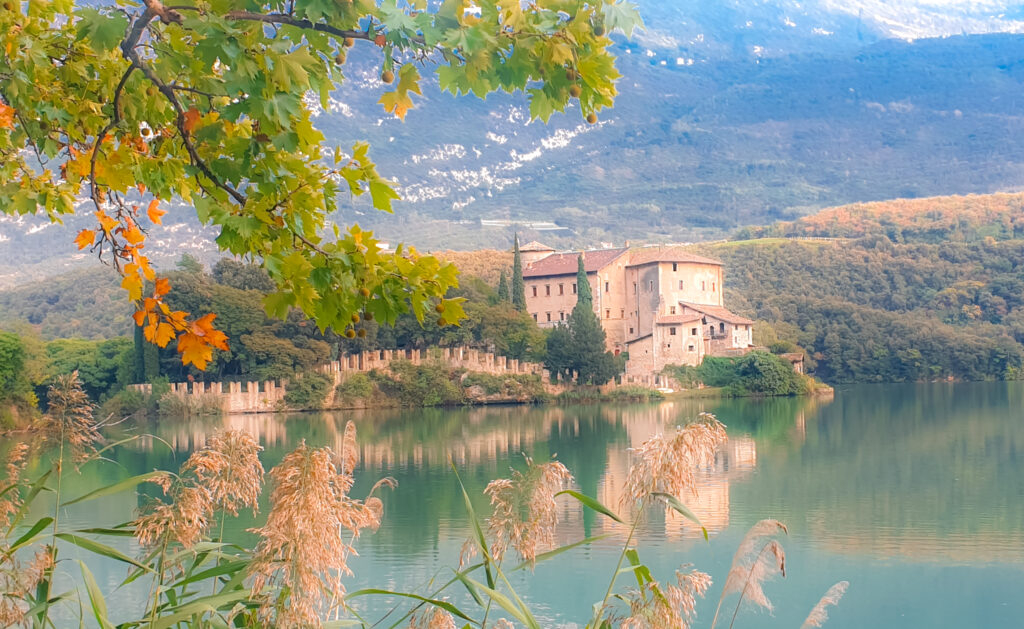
top-left (95, 210), bottom-right (118, 234)
top-left (0, 103), bottom-right (14, 130)
top-left (74, 229), bottom-right (95, 250)
top-left (146, 199), bottom-right (165, 224)
top-left (192, 313), bottom-right (229, 350)
top-left (154, 277), bottom-right (171, 297)
top-left (145, 321), bottom-right (176, 347)
top-left (121, 273), bottom-right (143, 301)
top-left (177, 332), bottom-right (213, 370)
top-left (183, 107), bottom-right (201, 133)
top-left (132, 310), bottom-right (146, 326)
top-left (122, 223), bottom-right (145, 246)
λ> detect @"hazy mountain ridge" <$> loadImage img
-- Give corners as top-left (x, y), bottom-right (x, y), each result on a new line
top-left (6, 0), bottom-right (1024, 283)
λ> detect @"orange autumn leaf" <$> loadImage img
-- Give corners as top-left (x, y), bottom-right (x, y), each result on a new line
top-left (121, 273), bottom-right (143, 301)
top-left (154, 277), bottom-right (171, 298)
top-left (0, 103), bottom-right (14, 130)
top-left (74, 229), bottom-right (95, 250)
top-left (95, 210), bottom-right (118, 234)
top-left (192, 312), bottom-right (229, 350)
top-left (137, 183), bottom-right (146, 195)
top-left (146, 199), bottom-right (165, 224)
top-left (183, 107), bottom-right (201, 133)
top-left (145, 321), bottom-right (176, 347)
top-left (177, 332), bottom-right (214, 370)
top-left (122, 223), bottom-right (146, 246)
top-left (132, 309), bottom-right (146, 326)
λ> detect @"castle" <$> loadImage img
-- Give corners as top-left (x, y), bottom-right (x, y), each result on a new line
top-left (520, 242), bottom-right (754, 376)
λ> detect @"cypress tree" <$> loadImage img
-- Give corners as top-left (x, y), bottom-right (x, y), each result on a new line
top-left (133, 323), bottom-right (146, 383)
top-left (512, 234), bottom-right (526, 311)
top-left (575, 254), bottom-right (592, 308)
top-left (497, 268), bottom-right (510, 303)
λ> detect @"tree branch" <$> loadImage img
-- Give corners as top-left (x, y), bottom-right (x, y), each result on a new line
top-left (225, 11), bottom-right (368, 40)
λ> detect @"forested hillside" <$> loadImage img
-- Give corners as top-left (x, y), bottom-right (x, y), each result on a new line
top-left (704, 234), bottom-right (1024, 383)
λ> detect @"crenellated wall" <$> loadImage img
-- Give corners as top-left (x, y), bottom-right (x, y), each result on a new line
top-left (128, 347), bottom-right (550, 414)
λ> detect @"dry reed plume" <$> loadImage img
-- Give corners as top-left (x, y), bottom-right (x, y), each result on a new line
top-left (0, 444), bottom-right (44, 628)
top-left (35, 372), bottom-right (101, 465)
top-left (135, 429), bottom-right (265, 549)
top-left (407, 606), bottom-right (457, 629)
top-left (621, 413), bottom-right (727, 508)
top-left (619, 568), bottom-right (712, 629)
top-left (711, 519), bottom-right (789, 629)
top-left (181, 429), bottom-right (264, 516)
top-left (249, 421), bottom-right (391, 628)
top-left (484, 457), bottom-right (572, 564)
top-left (800, 581), bottom-right (849, 628)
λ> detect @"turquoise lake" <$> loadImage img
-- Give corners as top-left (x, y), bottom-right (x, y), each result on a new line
top-left (20, 381), bottom-right (1024, 627)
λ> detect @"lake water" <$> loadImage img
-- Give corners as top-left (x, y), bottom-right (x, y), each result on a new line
top-left (25, 382), bottom-right (1024, 627)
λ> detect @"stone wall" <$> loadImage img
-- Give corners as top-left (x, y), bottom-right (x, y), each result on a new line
top-left (128, 347), bottom-right (550, 414)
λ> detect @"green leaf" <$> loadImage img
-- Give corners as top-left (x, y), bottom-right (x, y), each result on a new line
top-left (10, 517), bottom-right (53, 551)
top-left (55, 533), bottom-right (153, 572)
top-left (450, 461), bottom-right (495, 589)
top-left (466, 578), bottom-right (534, 627)
top-left (75, 8), bottom-right (129, 52)
top-left (650, 492), bottom-right (708, 541)
top-left (556, 490), bottom-right (624, 523)
top-left (169, 560), bottom-right (249, 589)
top-left (510, 534), bottom-right (610, 572)
top-left (345, 589), bottom-right (475, 623)
top-left (61, 470), bottom-right (168, 507)
top-left (149, 590), bottom-right (252, 629)
top-left (601, 1), bottom-right (643, 37)
top-left (78, 560), bottom-right (115, 629)
top-left (369, 180), bottom-right (400, 213)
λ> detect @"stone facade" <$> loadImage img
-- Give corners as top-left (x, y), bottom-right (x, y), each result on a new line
top-left (522, 244), bottom-right (755, 376)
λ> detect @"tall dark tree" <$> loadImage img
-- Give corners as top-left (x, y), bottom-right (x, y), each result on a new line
top-left (575, 254), bottom-right (592, 308)
top-left (497, 268), bottom-right (510, 304)
top-left (512, 235), bottom-right (526, 312)
top-left (544, 254), bottom-right (620, 385)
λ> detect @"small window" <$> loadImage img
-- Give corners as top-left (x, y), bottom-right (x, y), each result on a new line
top-left (672, 262), bottom-right (678, 272)
top-left (620, 309), bottom-right (625, 318)
top-left (691, 328), bottom-right (697, 335)
top-left (701, 281), bottom-right (706, 290)
top-left (670, 306), bottom-right (676, 315)
top-left (633, 282), bottom-right (637, 294)
top-left (712, 282), bottom-right (716, 292)
top-left (678, 280), bottom-right (684, 290)
top-left (670, 327), bottom-right (677, 336)
top-left (572, 283), bottom-right (577, 294)
top-left (605, 309), bottom-right (611, 319)
top-left (532, 313), bottom-right (537, 321)
top-left (688, 344), bottom-right (695, 351)
top-left (532, 286), bottom-right (537, 297)
top-left (629, 327), bottom-right (634, 334)
top-left (546, 312), bottom-right (551, 322)
top-left (560, 312), bottom-right (565, 320)
top-left (559, 284), bottom-right (564, 296)
top-left (545, 285), bottom-right (550, 296)
top-left (605, 281), bottom-right (609, 293)
top-left (720, 322), bottom-right (725, 333)
top-left (648, 280), bottom-right (654, 291)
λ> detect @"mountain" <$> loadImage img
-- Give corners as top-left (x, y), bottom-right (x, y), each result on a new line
top-left (6, 0), bottom-right (1024, 285)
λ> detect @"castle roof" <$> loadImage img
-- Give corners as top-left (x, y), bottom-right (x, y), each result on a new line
top-left (656, 314), bottom-right (704, 325)
top-left (519, 240), bottom-right (555, 252)
top-left (627, 246), bottom-right (722, 267)
top-left (679, 302), bottom-right (754, 325)
top-left (523, 248), bottom-right (628, 278)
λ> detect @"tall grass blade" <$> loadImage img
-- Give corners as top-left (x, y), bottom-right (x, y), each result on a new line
top-left (55, 533), bottom-right (153, 572)
top-left (651, 491), bottom-right (709, 541)
top-left (346, 589), bottom-right (476, 624)
top-left (61, 470), bottom-right (168, 506)
top-left (450, 460), bottom-right (495, 588)
top-left (9, 516), bottom-right (53, 551)
top-left (6, 469), bottom-right (52, 534)
top-left (78, 560), bottom-right (115, 629)
top-left (556, 490), bottom-right (624, 524)
top-left (149, 590), bottom-right (251, 629)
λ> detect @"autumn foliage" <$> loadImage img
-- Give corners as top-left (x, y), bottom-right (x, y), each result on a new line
top-left (0, 0), bottom-right (638, 368)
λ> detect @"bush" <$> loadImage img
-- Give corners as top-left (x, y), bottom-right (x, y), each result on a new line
top-left (372, 360), bottom-right (465, 407)
top-left (157, 391), bottom-right (224, 417)
top-left (335, 373), bottom-right (374, 403)
top-left (283, 371), bottom-right (333, 409)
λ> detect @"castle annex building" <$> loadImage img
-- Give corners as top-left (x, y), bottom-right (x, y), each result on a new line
top-left (522, 245), bottom-right (754, 375)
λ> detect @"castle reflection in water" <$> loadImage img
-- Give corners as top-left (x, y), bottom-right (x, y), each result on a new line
top-left (133, 401), bottom-right (790, 542)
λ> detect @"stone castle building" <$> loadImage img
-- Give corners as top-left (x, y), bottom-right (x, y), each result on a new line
top-left (522, 244), bottom-right (754, 376)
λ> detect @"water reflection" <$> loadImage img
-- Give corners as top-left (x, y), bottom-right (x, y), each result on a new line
top-left (38, 382), bottom-right (1024, 626)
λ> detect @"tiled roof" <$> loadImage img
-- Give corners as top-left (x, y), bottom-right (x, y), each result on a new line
top-left (679, 302), bottom-right (754, 325)
top-left (523, 248), bottom-right (628, 278)
top-left (627, 246), bottom-right (721, 267)
top-left (519, 240), bottom-right (555, 252)
top-left (625, 332), bottom-right (653, 344)
top-left (656, 314), bottom-right (703, 325)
